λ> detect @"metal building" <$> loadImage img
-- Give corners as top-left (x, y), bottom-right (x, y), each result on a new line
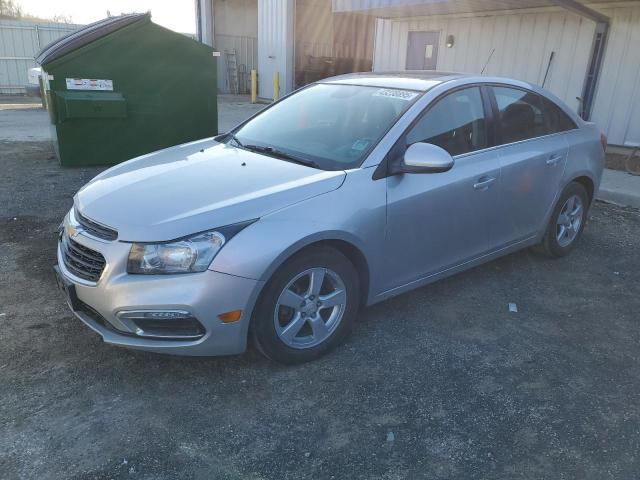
top-left (0, 19), bottom-right (81, 94)
top-left (196, 0), bottom-right (374, 99)
top-left (197, 0), bottom-right (639, 148)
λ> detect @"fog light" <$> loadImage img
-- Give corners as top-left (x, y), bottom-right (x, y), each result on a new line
top-left (116, 310), bottom-right (205, 340)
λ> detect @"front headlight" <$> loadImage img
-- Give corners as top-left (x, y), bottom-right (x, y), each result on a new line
top-left (127, 221), bottom-right (255, 274)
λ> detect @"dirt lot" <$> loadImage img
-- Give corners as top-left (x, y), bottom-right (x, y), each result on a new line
top-left (0, 97), bottom-right (51, 142)
top-left (2, 134), bottom-right (640, 478)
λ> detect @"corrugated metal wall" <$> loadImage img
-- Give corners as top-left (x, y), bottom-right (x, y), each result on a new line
top-left (0, 19), bottom-right (81, 94)
top-left (258, 0), bottom-right (295, 99)
top-left (373, 10), bottom-right (595, 113)
top-left (591, 4), bottom-right (640, 147)
top-left (372, 4), bottom-right (640, 146)
top-left (214, 34), bottom-right (258, 93)
top-left (293, 0), bottom-right (374, 88)
top-left (296, 0), bottom-right (334, 68)
top-left (211, 0), bottom-right (258, 93)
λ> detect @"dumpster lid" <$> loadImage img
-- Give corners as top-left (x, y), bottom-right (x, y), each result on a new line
top-left (36, 13), bottom-right (150, 66)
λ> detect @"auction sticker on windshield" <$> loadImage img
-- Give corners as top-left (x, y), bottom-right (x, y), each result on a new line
top-left (373, 89), bottom-right (419, 101)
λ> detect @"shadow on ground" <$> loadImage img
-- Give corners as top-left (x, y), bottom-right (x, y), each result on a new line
top-left (1, 142), bottom-right (639, 479)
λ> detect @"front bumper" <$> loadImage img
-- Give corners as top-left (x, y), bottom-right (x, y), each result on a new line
top-left (55, 219), bottom-right (263, 356)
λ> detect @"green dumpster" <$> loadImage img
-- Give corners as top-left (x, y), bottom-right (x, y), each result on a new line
top-left (36, 13), bottom-right (218, 167)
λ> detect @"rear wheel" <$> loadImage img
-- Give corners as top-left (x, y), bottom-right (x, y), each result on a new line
top-left (536, 181), bottom-right (589, 257)
top-left (251, 246), bottom-right (360, 364)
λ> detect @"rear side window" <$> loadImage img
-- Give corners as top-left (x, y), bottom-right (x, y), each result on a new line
top-left (494, 87), bottom-right (544, 144)
top-left (538, 95), bottom-right (577, 134)
top-left (493, 86), bottom-right (575, 145)
top-left (406, 87), bottom-right (488, 157)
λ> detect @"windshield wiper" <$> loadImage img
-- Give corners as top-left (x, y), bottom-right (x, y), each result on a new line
top-left (226, 133), bottom-right (243, 147)
top-left (243, 144), bottom-right (320, 169)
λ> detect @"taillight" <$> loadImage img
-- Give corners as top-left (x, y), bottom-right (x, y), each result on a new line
top-left (600, 132), bottom-right (608, 152)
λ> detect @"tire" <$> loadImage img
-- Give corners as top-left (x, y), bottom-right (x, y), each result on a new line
top-left (251, 246), bottom-right (360, 365)
top-left (536, 181), bottom-right (589, 258)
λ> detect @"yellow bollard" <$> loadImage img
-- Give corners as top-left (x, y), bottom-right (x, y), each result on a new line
top-left (250, 69), bottom-right (257, 103)
top-left (273, 72), bottom-right (280, 102)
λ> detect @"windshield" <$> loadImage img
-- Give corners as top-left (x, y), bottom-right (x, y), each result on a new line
top-left (228, 83), bottom-right (421, 170)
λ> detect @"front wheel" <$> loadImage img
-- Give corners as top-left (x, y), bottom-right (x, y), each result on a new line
top-left (251, 246), bottom-right (360, 364)
top-left (536, 181), bottom-right (589, 257)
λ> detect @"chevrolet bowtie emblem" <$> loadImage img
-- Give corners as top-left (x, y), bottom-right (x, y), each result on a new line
top-left (65, 224), bottom-right (79, 238)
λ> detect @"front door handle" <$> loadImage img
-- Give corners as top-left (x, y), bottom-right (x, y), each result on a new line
top-left (546, 154), bottom-right (563, 166)
top-left (473, 176), bottom-right (496, 190)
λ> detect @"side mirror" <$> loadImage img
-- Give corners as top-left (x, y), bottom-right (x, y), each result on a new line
top-left (397, 142), bottom-right (454, 174)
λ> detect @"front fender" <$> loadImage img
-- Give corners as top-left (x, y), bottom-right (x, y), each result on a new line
top-left (209, 167), bottom-right (387, 303)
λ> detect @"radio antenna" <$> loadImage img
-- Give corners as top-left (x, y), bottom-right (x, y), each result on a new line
top-left (481, 48), bottom-right (495, 75)
top-left (542, 51), bottom-right (555, 87)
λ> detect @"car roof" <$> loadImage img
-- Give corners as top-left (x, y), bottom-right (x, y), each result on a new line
top-left (319, 71), bottom-right (468, 91)
top-left (318, 71), bottom-right (583, 129)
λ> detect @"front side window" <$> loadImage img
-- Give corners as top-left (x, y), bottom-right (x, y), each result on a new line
top-left (231, 84), bottom-right (421, 170)
top-left (493, 86), bottom-right (575, 145)
top-left (406, 87), bottom-right (488, 157)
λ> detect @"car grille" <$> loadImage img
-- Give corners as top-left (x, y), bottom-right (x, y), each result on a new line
top-left (76, 210), bottom-right (117, 241)
top-left (60, 233), bottom-right (106, 282)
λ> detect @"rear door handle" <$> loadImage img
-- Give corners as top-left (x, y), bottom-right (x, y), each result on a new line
top-left (473, 176), bottom-right (496, 190)
top-left (546, 154), bottom-right (563, 166)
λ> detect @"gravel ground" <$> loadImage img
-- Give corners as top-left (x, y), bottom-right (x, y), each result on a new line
top-left (1, 142), bottom-right (640, 478)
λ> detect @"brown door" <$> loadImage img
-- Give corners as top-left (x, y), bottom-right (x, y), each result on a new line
top-left (406, 31), bottom-right (439, 70)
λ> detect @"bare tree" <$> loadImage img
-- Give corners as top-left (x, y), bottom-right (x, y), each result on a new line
top-left (0, 0), bottom-right (23, 19)
top-left (0, 1), bottom-right (74, 23)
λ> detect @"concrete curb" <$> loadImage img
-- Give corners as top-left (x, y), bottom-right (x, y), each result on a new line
top-left (596, 168), bottom-right (640, 208)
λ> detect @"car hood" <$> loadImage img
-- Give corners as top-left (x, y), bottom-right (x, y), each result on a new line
top-left (75, 138), bottom-right (346, 242)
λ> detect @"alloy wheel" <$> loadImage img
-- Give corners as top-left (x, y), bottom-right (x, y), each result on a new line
top-left (274, 267), bottom-right (347, 349)
top-left (556, 194), bottom-right (584, 247)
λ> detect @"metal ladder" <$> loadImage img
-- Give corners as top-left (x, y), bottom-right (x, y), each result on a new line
top-left (225, 50), bottom-right (239, 94)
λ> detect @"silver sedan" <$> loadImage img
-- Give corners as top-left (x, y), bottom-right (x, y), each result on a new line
top-left (55, 72), bottom-right (605, 364)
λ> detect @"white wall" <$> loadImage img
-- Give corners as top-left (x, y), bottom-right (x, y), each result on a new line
top-left (196, 0), bottom-right (214, 46)
top-left (591, 4), bottom-right (640, 147)
top-left (372, 4), bottom-right (640, 146)
top-left (212, 0), bottom-right (258, 93)
top-left (296, 0), bottom-right (334, 66)
top-left (258, 0), bottom-right (295, 100)
top-left (214, 0), bottom-right (258, 37)
top-left (0, 19), bottom-right (82, 94)
top-left (373, 10), bottom-right (596, 114)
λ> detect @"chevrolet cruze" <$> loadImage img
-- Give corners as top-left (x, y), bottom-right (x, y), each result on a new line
top-left (55, 72), bottom-right (605, 364)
